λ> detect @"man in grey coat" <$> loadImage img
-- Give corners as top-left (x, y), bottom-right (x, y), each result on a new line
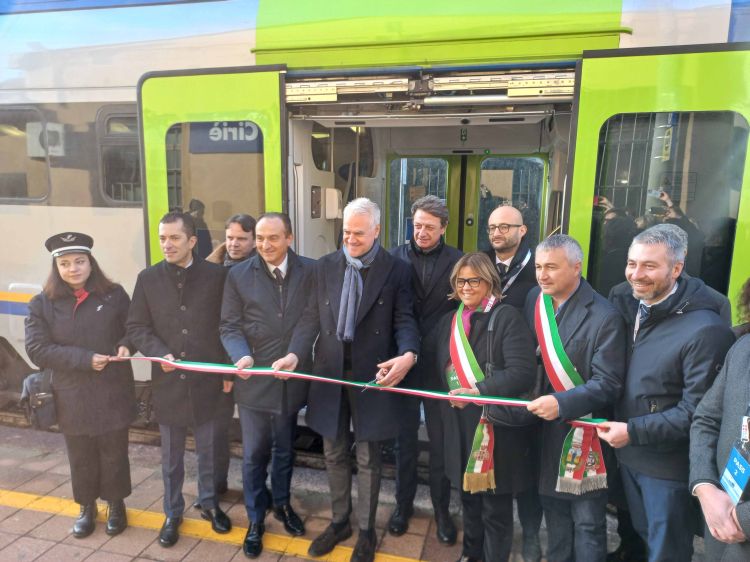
top-left (690, 335), bottom-right (749, 562)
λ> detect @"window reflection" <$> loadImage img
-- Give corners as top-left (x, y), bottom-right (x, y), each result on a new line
top-left (589, 112), bottom-right (748, 296)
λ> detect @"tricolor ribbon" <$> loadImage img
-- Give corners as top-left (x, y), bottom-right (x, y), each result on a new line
top-left (112, 355), bottom-right (605, 430)
top-left (534, 293), bottom-right (608, 495)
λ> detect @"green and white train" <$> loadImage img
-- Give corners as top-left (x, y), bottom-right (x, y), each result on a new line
top-left (1, 0), bottom-right (749, 395)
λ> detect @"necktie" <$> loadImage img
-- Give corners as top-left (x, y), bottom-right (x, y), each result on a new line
top-left (497, 262), bottom-right (508, 277)
top-left (274, 268), bottom-right (285, 310)
top-left (638, 303), bottom-right (651, 324)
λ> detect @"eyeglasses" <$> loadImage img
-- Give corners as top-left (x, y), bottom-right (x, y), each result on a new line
top-left (456, 277), bottom-right (483, 288)
top-left (487, 223), bottom-right (522, 234)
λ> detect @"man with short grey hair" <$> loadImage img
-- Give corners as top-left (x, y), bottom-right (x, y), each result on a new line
top-left (523, 234), bottom-right (625, 562)
top-left (389, 195), bottom-right (461, 544)
top-left (598, 223), bottom-right (734, 562)
top-left (274, 197), bottom-right (419, 562)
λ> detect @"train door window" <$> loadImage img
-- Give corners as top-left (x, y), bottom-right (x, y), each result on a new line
top-left (476, 156), bottom-right (545, 252)
top-left (166, 120), bottom-right (265, 258)
top-left (0, 107), bottom-right (51, 200)
top-left (312, 123), bottom-right (332, 172)
top-left (387, 157), bottom-right (448, 248)
top-left (97, 108), bottom-right (141, 204)
top-left (588, 111), bottom-right (748, 296)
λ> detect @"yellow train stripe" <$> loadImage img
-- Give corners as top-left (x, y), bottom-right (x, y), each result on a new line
top-left (0, 488), bottom-right (422, 561)
top-left (0, 292), bottom-right (34, 303)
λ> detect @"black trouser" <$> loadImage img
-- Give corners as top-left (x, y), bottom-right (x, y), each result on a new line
top-left (64, 427), bottom-right (132, 505)
top-left (213, 392), bottom-right (235, 489)
top-left (394, 395), bottom-right (451, 513)
top-left (461, 490), bottom-right (514, 562)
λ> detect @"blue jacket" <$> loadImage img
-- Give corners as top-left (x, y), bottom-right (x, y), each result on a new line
top-left (609, 275), bottom-right (735, 481)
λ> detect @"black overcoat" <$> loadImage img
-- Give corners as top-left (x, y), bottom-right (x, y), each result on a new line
top-left (427, 302), bottom-right (537, 494)
top-left (484, 235), bottom-right (536, 310)
top-left (390, 241), bottom-right (462, 389)
top-left (220, 250), bottom-right (313, 415)
top-left (523, 281), bottom-right (626, 498)
top-left (25, 285), bottom-right (136, 435)
top-left (126, 257), bottom-right (226, 427)
top-left (287, 247), bottom-right (420, 442)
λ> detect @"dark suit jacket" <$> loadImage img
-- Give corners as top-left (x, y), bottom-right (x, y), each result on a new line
top-left (524, 280), bottom-right (627, 497)
top-left (220, 250), bottom-right (313, 415)
top-left (690, 336), bottom-right (750, 562)
top-left (288, 246), bottom-right (420, 442)
top-left (127, 256), bottom-right (226, 427)
top-left (390, 241), bottom-right (462, 389)
top-left (428, 302), bottom-right (537, 494)
top-left (484, 235), bottom-right (536, 310)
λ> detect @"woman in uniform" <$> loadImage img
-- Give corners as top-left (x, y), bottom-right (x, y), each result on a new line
top-left (25, 232), bottom-right (136, 538)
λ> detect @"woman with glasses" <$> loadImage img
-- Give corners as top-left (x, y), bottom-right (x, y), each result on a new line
top-left (25, 233), bottom-right (136, 539)
top-left (425, 251), bottom-right (537, 562)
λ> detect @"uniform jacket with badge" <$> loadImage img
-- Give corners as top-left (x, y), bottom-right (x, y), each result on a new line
top-left (287, 247), bottom-right (420, 443)
top-left (609, 275), bottom-right (735, 481)
top-left (390, 240), bottom-right (462, 390)
top-left (426, 302), bottom-right (537, 494)
top-left (127, 256), bottom-right (227, 427)
top-left (25, 285), bottom-right (136, 435)
top-left (523, 281), bottom-right (626, 497)
top-left (690, 335), bottom-right (750, 562)
top-left (220, 250), bottom-right (313, 415)
top-left (484, 235), bottom-right (536, 310)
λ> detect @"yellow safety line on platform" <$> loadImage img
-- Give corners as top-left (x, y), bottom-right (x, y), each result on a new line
top-left (0, 489), bottom-right (422, 561)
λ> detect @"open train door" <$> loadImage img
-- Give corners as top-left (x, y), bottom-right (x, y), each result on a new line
top-left (566, 44), bottom-right (750, 316)
top-left (137, 66), bottom-right (286, 263)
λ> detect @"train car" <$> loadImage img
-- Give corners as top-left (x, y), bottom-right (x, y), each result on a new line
top-left (1, 0), bottom-right (750, 400)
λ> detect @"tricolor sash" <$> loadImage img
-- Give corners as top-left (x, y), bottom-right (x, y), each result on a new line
top-left (534, 293), bottom-right (607, 495)
top-left (446, 296), bottom-right (496, 493)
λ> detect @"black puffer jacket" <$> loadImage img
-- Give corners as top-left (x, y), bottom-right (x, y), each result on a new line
top-left (25, 285), bottom-right (136, 435)
top-left (609, 275), bottom-right (735, 481)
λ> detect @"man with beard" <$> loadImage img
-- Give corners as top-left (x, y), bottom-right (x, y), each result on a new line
top-left (598, 223), bottom-right (734, 562)
top-left (484, 204), bottom-right (542, 561)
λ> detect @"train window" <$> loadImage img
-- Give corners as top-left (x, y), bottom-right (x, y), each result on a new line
top-left (311, 123), bottom-right (332, 171)
top-left (0, 107), bottom-right (51, 201)
top-left (97, 108), bottom-right (141, 204)
top-left (476, 156), bottom-right (545, 252)
top-left (334, 127), bottom-right (375, 180)
top-left (589, 111), bottom-right (748, 296)
top-left (165, 121), bottom-right (265, 259)
top-left (387, 157), bottom-right (448, 248)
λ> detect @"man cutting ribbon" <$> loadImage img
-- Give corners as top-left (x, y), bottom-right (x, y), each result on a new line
top-left (523, 234), bottom-right (626, 562)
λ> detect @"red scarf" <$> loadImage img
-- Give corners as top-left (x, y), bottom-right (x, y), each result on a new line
top-left (73, 288), bottom-right (89, 314)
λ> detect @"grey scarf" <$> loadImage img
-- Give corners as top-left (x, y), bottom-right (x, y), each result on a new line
top-left (336, 241), bottom-right (380, 342)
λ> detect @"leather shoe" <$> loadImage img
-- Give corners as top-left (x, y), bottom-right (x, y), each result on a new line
top-left (105, 499), bottom-right (128, 536)
top-left (387, 504), bottom-right (413, 536)
top-left (72, 502), bottom-right (97, 538)
top-left (435, 510), bottom-right (457, 545)
top-left (351, 528), bottom-right (377, 562)
top-left (273, 504), bottom-right (305, 536)
top-left (243, 522), bottom-right (265, 558)
top-left (201, 507), bottom-right (232, 534)
top-left (159, 517), bottom-right (182, 547)
top-left (307, 522), bottom-right (353, 557)
top-left (455, 556), bottom-right (480, 562)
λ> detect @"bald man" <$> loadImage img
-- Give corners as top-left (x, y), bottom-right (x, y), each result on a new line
top-left (484, 204), bottom-right (542, 562)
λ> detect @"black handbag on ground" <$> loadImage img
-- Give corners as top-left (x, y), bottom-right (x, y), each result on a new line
top-left (484, 305), bottom-right (542, 428)
top-left (20, 369), bottom-right (57, 430)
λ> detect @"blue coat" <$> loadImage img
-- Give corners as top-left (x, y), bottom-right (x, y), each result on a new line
top-left (220, 250), bottom-right (313, 415)
top-left (288, 247), bottom-right (420, 442)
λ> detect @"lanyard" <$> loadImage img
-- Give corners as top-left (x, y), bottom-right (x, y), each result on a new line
top-left (501, 250), bottom-right (532, 296)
